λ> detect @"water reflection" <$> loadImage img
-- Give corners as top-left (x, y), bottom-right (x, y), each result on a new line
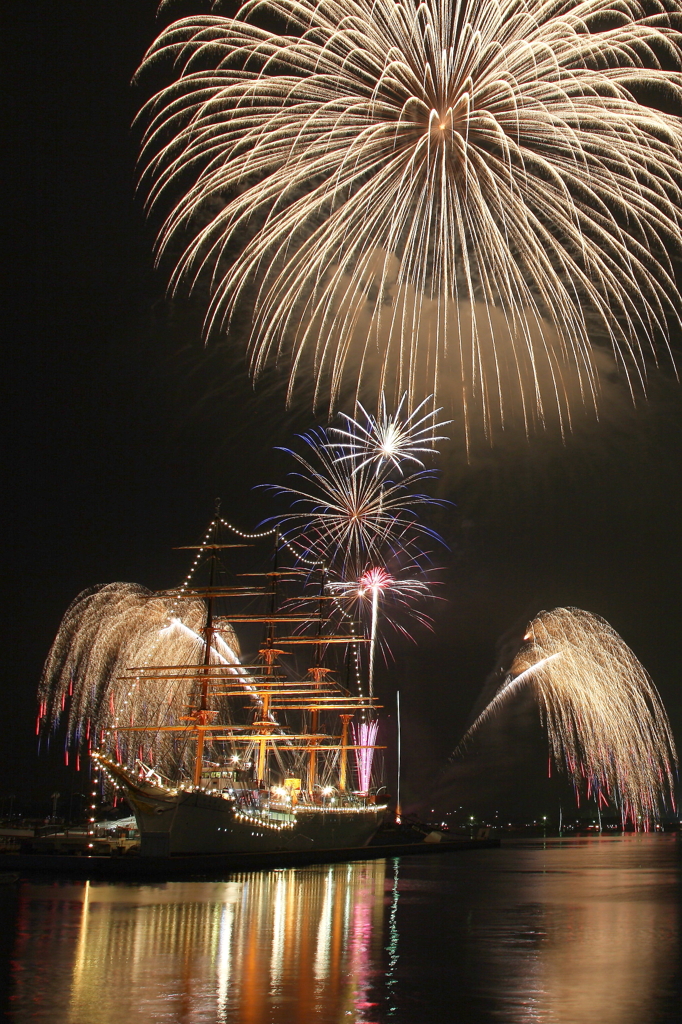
top-left (8, 837), bottom-right (682, 1024)
top-left (385, 858), bottom-right (400, 1017)
top-left (10, 861), bottom-right (386, 1024)
top-left (484, 838), bottom-right (680, 1024)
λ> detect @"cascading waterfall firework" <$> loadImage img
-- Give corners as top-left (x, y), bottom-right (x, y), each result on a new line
top-left (462, 607), bottom-right (677, 826)
top-left (137, 0), bottom-right (682, 429)
top-left (38, 582), bottom-right (241, 776)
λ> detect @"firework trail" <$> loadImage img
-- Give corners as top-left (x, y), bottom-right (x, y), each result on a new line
top-left (328, 564), bottom-right (433, 631)
top-left (462, 608), bottom-right (677, 825)
top-left (329, 564), bottom-right (434, 692)
top-left (353, 719), bottom-right (380, 792)
top-left (38, 583), bottom-right (241, 776)
top-left (137, 0), bottom-right (682, 428)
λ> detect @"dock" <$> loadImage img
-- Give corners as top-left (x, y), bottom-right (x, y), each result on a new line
top-left (0, 835), bottom-right (499, 879)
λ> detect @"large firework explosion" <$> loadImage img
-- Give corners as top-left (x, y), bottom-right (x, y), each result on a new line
top-left (38, 583), bottom-right (241, 777)
top-left (463, 607), bottom-right (677, 825)
top-left (137, 0), bottom-right (682, 433)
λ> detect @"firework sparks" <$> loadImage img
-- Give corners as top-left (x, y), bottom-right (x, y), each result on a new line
top-left (331, 394), bottom-right (451, 474)
top-left (38, 583), bottom-right (242, 776)
top-left (328, 562), bottom-right (434, 636)
top-left (462, 608), bottom-right (677, 826)
top-left (271, 425), bottom-right (442, 569)
top-left (353, 719), bottom-right (380, 793)
top-left (329, 563), bottom-right (434, 692)
top-left (137, 0), bottom-right (682, 426)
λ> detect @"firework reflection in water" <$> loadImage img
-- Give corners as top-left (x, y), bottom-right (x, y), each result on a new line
top-left (463, 608), bottom-right (677, 826)
top-left (38, 582), bottom-right (240, 774)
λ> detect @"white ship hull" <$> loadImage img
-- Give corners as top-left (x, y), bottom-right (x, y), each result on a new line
top-left (103, 762), bottom-right (386, 856)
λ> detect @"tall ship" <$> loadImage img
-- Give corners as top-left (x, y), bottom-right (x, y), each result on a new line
top-left (83, 514), bottom-right (388, 856)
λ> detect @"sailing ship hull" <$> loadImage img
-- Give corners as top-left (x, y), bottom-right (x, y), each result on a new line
top-left (108, 766), bottom-right (386, 856)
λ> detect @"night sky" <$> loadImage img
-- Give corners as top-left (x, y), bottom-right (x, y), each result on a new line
top-left (5, 0), bottom-right (682, 822)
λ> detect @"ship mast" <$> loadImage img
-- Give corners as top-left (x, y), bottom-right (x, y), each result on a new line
top-left (256, 527), bottom-right (279, 786)
top-left (193, 533), bottom-right (217, 787)
top-left (111, 515), bottom-right (383, 796)
top-left (307, 563), bottom-right (328, 793)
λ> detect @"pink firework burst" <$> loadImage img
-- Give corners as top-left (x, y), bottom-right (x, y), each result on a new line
top-left (358, 567), bottom-right (395, 593)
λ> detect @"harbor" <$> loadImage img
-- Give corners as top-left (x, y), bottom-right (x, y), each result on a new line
top-left (6, 1), bottom-right (682, 1020)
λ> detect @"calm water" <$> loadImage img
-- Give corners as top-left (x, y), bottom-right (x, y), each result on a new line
top-left (5, 836), bottom-right (682, 1023)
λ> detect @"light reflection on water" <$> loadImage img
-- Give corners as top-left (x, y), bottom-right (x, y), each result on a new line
top-left (10, 861), bottom-right (385, 1024)
top-left (7, 836), bottom-right (682, 1023)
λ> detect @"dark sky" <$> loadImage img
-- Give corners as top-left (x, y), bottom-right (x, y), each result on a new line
top-left (5, 0), bottom-right (682, 821)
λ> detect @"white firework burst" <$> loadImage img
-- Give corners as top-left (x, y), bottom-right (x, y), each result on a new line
top-left (331, 393), bottom-right (451, 474)
top-left (271, 426), bottom-right (441, 568)
top-left (137, 0), bottom-right (682, 430)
